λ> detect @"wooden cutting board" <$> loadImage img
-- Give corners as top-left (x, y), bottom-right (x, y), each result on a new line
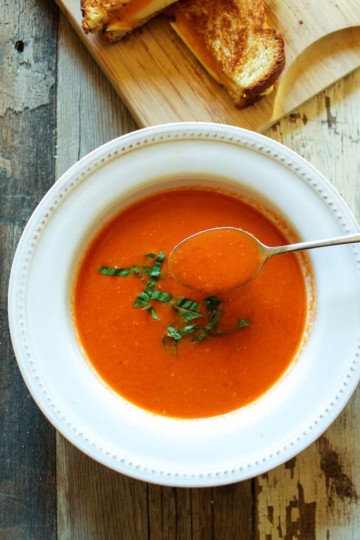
top-left (56, 0), bottom-right (360, 131)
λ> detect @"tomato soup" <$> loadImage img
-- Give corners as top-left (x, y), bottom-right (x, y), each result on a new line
top-left (73, 187), bottom-right (309, 418)
top-left (169, 227), bottom-right (263, 291)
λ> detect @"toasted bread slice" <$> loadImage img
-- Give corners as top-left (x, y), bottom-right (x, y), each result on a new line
top-left (81, 0), bottom-right (177, 41)
top-left (169, 0), bottom-right (285, 108)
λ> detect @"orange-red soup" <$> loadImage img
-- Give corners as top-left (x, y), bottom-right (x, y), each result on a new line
top-left (74, 187), bottom-right (308, 418)
top-left (170, 227), bottom-right (263, 291)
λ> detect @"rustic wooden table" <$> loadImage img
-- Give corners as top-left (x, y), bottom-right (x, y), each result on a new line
top-left (1, 1), bottom-right (360, 538)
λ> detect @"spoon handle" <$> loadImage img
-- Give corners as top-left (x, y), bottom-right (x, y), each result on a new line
top-left (269, 232), bottom-right (360, 257)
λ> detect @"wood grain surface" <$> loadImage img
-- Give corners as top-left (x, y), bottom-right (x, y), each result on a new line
top-left (1, 0), bottom-right (360, 538)
top-left (0, 1), bottom-right (57, 538)
top-left (56, 0), bottom-right (360, 130)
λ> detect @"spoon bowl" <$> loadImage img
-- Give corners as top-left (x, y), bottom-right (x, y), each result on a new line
top-left (169, 227), bottom-right (360, 292)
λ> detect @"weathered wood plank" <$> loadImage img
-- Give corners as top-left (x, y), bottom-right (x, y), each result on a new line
top-left (0, 0), bottom-right (58, 538)
top-left (57, 436), bottom-right (149, 540)
top-left (55, 12), bottom-right (137, 178)
top-left (212, 483), bottom-right (254, 539)
top-left (156, 487), bottom-right (192, 540)
top-left (147, 485), bottom-right (217, 540)
top-left (190, 488), bottom-right (215, 540)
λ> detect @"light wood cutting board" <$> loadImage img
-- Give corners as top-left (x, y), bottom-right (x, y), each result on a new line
top-left (56, 0), bottom-right (360, 131)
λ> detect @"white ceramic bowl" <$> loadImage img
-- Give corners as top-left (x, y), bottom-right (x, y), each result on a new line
top-left (8, 123), bottom-right (360, 487)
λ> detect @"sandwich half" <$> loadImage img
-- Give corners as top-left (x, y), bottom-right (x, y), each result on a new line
top-left (168, 0), bottom-right (285, 108)
top-left (81, 0), bottom-right (178, 41)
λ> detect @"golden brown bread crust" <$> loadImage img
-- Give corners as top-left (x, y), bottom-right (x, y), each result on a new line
top-left (169, 0), bottom-right (285, 108)
top-left (238, 32), bottom-right (285, 107)
top-left (81, 0), bottom-right (127, 34)
top-left (81, 0), bottom-right (176, 41)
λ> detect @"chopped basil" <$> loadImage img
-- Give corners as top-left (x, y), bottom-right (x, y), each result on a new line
top-left (192, 295), bottom-right (224, 342)
top-left (148, 251), bottom-right (165, 279)
top-left (99, 251), bottom-right (250, 350)
top-left (165, 326), bottom-right (183, 342)
top-left (149, 307), bottom-right (160, 320)
top-left (99, 266), bottom-right (138, 277)
top-left (134, 291), bottom-right (151, 309)
top-left (165, 323), bottom-right (200, 341)
top-left (150, 290), bottom-right (173, 303)
top-left (133, 252), bottom-right (166, 318)
top-left (204, 294), bottom-right (222, 311)
top-left (175, 297), bottom-right (203, 322)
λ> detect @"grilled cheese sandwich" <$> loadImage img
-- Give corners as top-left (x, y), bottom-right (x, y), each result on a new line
top-left (81, 0), bottom-right (177, 41)
top-left (169, 0), bottom-right (285, 108)
top-left (81, 0), bottom-right (285, 108)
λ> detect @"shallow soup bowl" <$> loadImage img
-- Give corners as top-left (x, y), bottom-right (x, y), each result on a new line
top-left (8, 123), bottom-right (360, 487)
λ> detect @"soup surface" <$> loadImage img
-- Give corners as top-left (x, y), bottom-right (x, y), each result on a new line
top-left (74, 187), bottom-right (308, 418)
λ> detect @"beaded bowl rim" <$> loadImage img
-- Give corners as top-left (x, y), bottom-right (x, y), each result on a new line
top-left (8, 122), bottom-right (360, 487)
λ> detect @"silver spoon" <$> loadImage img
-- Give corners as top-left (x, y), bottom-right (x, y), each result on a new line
top-left (169, 227), bottom-right (360, 291)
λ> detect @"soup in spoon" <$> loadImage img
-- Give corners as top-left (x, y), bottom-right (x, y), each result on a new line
top-left (169, 227), bottom-right (263, 292)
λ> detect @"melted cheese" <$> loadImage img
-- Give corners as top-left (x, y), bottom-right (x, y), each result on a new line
top-left (106, 0), bottom-right (175, 31)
